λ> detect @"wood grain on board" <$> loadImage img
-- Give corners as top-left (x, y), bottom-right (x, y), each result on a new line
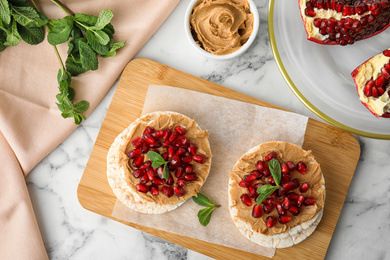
top-left (77, 58), bottom-right (360, 259)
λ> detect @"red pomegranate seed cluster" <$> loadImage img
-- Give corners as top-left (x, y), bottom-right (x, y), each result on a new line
top-left (363, 50), bottom-right (390, 98)
top-left (239, 152), bottom-right (316, 228)
top-left (305, 0), bottom-right (390, 45)
top-left (127, 125), bottom-right (207, 198)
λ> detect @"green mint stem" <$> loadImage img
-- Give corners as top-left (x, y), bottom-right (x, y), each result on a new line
top-left (49, 0), bottom-right (74, 16)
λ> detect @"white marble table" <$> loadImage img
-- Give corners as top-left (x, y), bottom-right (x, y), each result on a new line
top-left (26, 0), bottom-right (390, 259)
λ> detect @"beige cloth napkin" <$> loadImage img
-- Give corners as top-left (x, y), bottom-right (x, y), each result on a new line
top-left (0, 0), bottom-right (179, 259)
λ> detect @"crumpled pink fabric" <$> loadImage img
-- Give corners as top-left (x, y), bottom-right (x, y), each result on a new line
top-left (0, 0), bottom-right (179, 259)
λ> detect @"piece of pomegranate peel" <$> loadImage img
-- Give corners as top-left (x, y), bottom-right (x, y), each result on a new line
top-left (299, 0), bottom-right (390, 46)
top-left (351, 48), bottom-right (390, 117)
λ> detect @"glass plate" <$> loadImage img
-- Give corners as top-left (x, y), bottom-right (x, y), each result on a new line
top-left (268, 0), bottom-right (390, 139)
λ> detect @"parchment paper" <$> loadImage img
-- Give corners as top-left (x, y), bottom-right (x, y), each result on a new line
top-left (111, 85), bottom-right (309, 257)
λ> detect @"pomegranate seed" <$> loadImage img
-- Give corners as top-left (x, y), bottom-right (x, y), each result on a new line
top-left (244, 175), bottom-right (257, 182)
top-left (174, 126), bottom-right (187, 135)
top-left (263, 203), bottom-right (275, 214)
top-left (382, 67), bottom-right (390, 79)
top-left (292, 178), bottom-right (300, 189)
top-left (176, 148), bottom-right (186, 156)
top-left (305, 7), bottom-right (316, 17)
top-left (132, 169), bottom-right (145, 178)
top-left (289, 206), bottom-right (300, 216)
top-left (141, 142), bottom-right (150, 153)
top-left (193, 154), bottom-right (206, 164)
top-left (146, 169), bottom-right (155, 181)
top-left (281, 172), bottom-right (291, 183)
top-left (277, 188), bottom-right (286, 197)
top-left (171, 154), bottom-right (181, 168)
top-left (300, 182), bottom-right (310, 193)
top-left (256, 160), bottom-right (266, 172)
top-left (239, 180), bottom-right (251, 188)
top-left (162, 140), bottom-right (170, 147)
top-left (279, 215), bottom-right (292, 224)
top-left (265, 152), bottom-right (277, 162)
top-left (184, 172), bottom-right (196, 181)
top-left (136, 183), bottom-right (149, 193)
top-left (132, 155), bottom-right (144, 167)
top-left (174, 186), bottom-right (185, 197)
top-left (282, 182), bottom-right (293, 192)
top-left (240, 194), bottom-right (252, 207)
top-left (127, 149), bottom-right (141, 159)
top-left (150, 185), bottom-right (159, 196)
top-left (188, 143), bottom-right (197, 155)
top-left (151, 130), bottom-right (163, 139)
top-left (152, 179), bottom-right (164, 185)
top-left (175, 166), bottom-right (184, 178)
top-left (287, 161), bottom-right (295, 171)
top-left (280, 162), bottom-right (289, 174)
top-left (364, 80), bottom-right (374, 97)
top-left (168, 146), bottom-right (175, 159)
top-left (177, 135), bottom-right (190, 146)
top-left (276, 202), bottom-right (286, 215)
top-left (177, 179), bottom-right (185, 187)
top-left (266, 216), bottom-right (277, 228)
top-left (157, 166), bottom-right (164, 179)
top-left (287, 192), bottom-right (299, 201)
top-left (383, 49), bottom-right (390, 57)
top-left (161, 186), bottom-right (174, 197)
top-left (140, 161), bottom-right (151, 170)
top-left (297, 195), bottom-right (305, 207)
top-left (252, 204), bottom-right (263, 218)
top-left (184, 165), bottom-right (193, 174)
top-left (150, 140), bottom-right (161, 148)
top-left (182, 156), bottom-right (192, 163)
top-left (282, 197), bottom-right (291, 209)
top-left (263, 167), bottom-right (271, 177)
top-left (143, 133), bottom-right (155, 145)
top-left (254, 183), bottom-right (263, 190)
top-left (131, 136), bottom-right (143, 149)
top-left (166, 174), bottom-right (174, 185)
top-left (314, 18), bottom-right (322, 27)
top-left (250, 170), bottom-right (262, 179)
top-left (162, 129), bottom-right (171, 140)
top-left (140, 174), bottom-right (148, 184)
top-left (248, 186), bottom-right (257, 198)
top-left (168, 132), bottom-right (178, 142)
top-left (143, 126), bottom-right (155, 135)
top-left (265, 198), bottom-right (276, 206)
top-left (268, 177), bottom-right (276, 185)
top-left (304, 197), bottom-right (316, 206)
top-left (376, 74), bottom-right (385, 88)
top-left (296, 161), bottom-right (307, 174)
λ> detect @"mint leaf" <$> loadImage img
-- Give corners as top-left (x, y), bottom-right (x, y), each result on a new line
top-left (4, 20), bottom-right (21, 46)
top-left (65, 54), bottom-right (86, 76)
top-left (85, 30), bottom-right (109, 55)
top-left (17, 24), bottom-right (44, 45)
top-left (0, 0), bottom-right (11, 25)
top-left (74, 13), bottom-right (98, 26)
top-left (147, 151), bottom-right (165, 165)
top-left (79, 39), bottom-right (98, 71)
top-left (197, 207), bottom-right (216, 227)
top-left (256, 185), bottom-right (279, 205)
top-left (163, 163), bottom-right (169, 181)
top-left (192, 193), bottom-right (215, 207)
top-left (11, 6), bottom-right (47, 27)
top-left (47, 16), bottom-right (74, 45)
top-left (91, 29), bottom-right (109, 45)
top-left (268, 158), bottom-right (281, 186)
top-left (73, 100), bottom-right (89, 113)
top-left (102, 40), bottom-right (125, 58)
top-left (91, 9), bottom-right (113, 30)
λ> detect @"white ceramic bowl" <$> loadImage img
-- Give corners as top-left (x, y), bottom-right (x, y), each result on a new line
top-left (184, 0), bottom-right (259, 60)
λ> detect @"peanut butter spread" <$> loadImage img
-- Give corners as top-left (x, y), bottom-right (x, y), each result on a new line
top-left (190, 0), bottom-right (254, 55)
top-left (120, 112), bottom-right (212, 206)
top-left (229, 142), bottom-right (325, 236)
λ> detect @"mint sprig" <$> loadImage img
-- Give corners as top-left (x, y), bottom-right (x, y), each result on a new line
top-left (192, 193), bottom-right (219, 226)
top-left (146, 151), bottom-right (169, 181)
top-left (256, 158), bottom-right (282, 205)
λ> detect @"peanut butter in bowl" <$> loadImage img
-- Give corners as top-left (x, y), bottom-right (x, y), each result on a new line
top-left (185, 0), bottom-right (259, 59)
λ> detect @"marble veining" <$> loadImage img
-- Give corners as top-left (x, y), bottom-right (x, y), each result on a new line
top-left (25, 0), bottom-right (390, 259)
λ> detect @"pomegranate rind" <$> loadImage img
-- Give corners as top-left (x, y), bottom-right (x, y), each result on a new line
top-left (228, 142), bottom-right (326, 248)
top-left (298, 0), bottom-right (390, 45)
top-left (107, 111), bottom-right (212, 214)
top-left (351, 49), bottom-right (390, 118)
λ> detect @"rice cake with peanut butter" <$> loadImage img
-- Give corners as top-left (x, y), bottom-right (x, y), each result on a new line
top-left (228, 141), bottom-right (325, 248)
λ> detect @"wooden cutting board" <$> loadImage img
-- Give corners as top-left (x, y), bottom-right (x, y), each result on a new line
top-left (77, 58), bottom-right (360, 259)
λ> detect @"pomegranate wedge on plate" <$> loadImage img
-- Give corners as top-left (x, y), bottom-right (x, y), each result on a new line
top-left (299, 0), bottom-right (390, 45)
top-left (352, 49), bottom-right (390, 117)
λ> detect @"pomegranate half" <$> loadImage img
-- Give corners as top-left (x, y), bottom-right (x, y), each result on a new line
top-left (299, 0), bottom-right (390, 45)
top-left (351, 48), bottom-right (390, 117)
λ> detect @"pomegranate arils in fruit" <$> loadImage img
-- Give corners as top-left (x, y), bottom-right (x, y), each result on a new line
top-left (193, 154), bottom-right (206, 164)
top-left (300, 182), bottom-right (310, 193)
top-left (136, 183), bottom-right (149, 193)
top-left (266, 216), bottom-right (277, 228)
top-left (279, 215), bottom-right (292, 224)
top-left (296, 161), bottom-right (307, 174)
top-left (252, 204), bottom-right (263, 218)
top-left (239, 180), bottom-right (251, 188)
top-left (304, 197), bottom-right (316, 206)
top-left (174, 186), bottom-right (185, 197)
top-left (174, 126), bottom-right (187, 135)
top-left (127, 149), bottom-right (141, 159)
top-left (256, 160), bottom-right (266, 172)
top-left (161, 186), bottom-right (174, 197)
top-left (265, 152), bottom-right (277, 162)
top-left (241, 194), bottom-right (252, 207)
